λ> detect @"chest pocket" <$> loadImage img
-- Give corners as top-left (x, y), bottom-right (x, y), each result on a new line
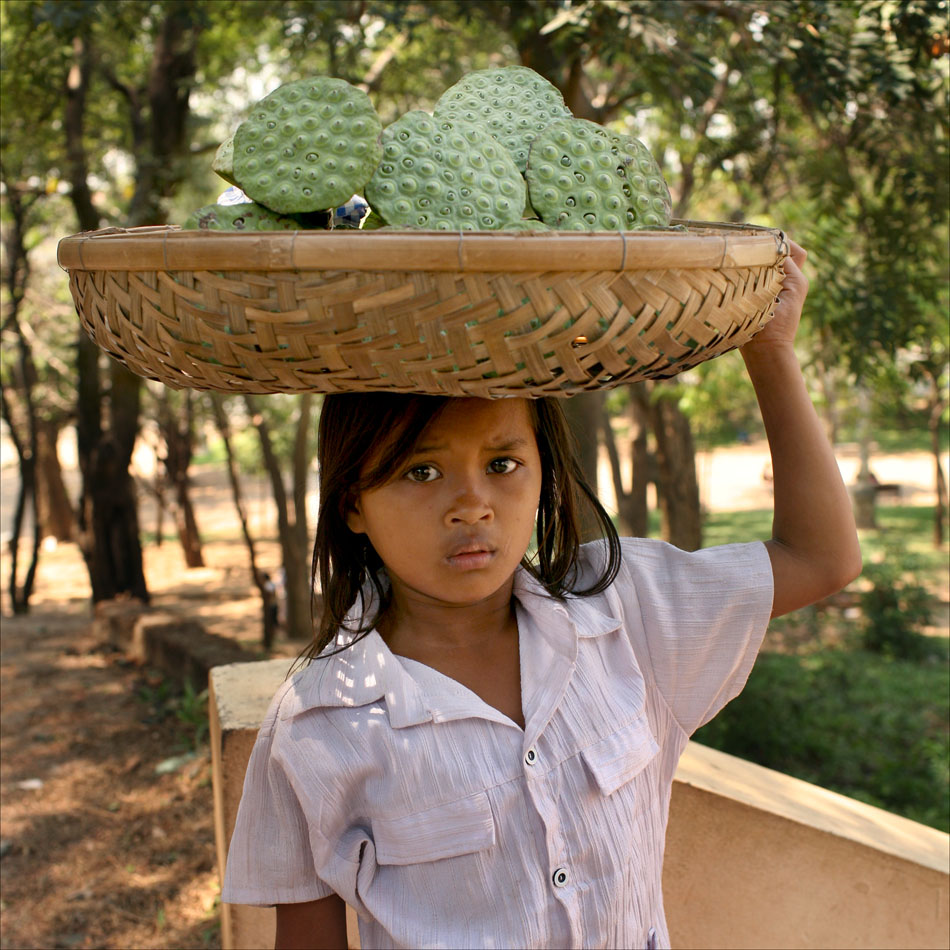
top-left (372, 790), bottom-right (496, 865)
top-left (581, 716), bottom-right (659, 795)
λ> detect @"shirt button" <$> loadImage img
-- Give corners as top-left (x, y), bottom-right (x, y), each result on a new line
top-left (524, 748), bottom-right (538, 766)
top-left (552, 867), bottom-right (569, 888)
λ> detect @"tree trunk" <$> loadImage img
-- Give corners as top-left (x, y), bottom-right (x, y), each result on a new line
top-left (76, 362), bottom-right (148, 603)
top-left (84, 435), bottom-right (149, 603)
top-left (126, 2), bottom-right (202, 226)
top-left (816, 327), bottom-right (840, 446)
top-left (649, 383), bottom-right (702, 551)
top-left (66, 28), bottom-right (149, 603)
top-left (210, 395), bottom-right (277, 651)
top-left (852, 384), bottom-right (877, 530)
top-left (35, 418), bottom-right (75, 542)
top-left (563, 393), bottom-right (604, 540)
top-left (926, 371), bottom-right (948, 548)
top-left (0, 387), bottom-right (40, 614)
top-left (64, 35), bottom-right (100, 232)
top-left (601, 402), bottom-right (631, 534)
top-left (159, 390), bottom-right (204, 567)
top-left (628, 383), bottom-right (653, 538)
top-left (600, 393), bottom-right (651, 537)
top-left (152, 468), bottom-right (168, 547)
top-left (245, 396), bottom-right (312, 641)
top-left (0, 178), bottom-right (43, 612)
top-left (932, 416), bottom-right (947, 549)
top-left (292, 394), bottom-right (314, 626)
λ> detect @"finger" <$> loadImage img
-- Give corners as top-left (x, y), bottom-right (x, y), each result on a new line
top-left (786, 238), bottom-right (807, 267)
top-left (776, 255), bottom-right (808, 304)
top-left (782, 254), bottom-right (806, 285)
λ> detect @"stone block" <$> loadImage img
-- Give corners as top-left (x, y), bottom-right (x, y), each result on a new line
top-left (94, 598), bottom-right (258, 694)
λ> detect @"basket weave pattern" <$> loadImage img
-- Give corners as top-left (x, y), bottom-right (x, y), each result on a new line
top-left (61, 224), bottom-right (786, 397)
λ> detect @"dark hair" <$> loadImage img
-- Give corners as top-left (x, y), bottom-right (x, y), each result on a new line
top-left (305, 393), bottom-right (620, 662)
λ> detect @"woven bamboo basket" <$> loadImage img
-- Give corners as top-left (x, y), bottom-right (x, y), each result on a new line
top-left (57, 221), bottom-right (788, 397)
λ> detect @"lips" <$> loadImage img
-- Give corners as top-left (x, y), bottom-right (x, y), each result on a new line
top-left (445, 539), bottom-right (496, 570)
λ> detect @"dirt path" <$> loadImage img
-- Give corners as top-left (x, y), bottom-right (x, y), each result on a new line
top-left (0, 519), bottom-right (308, 950)
top-left (0, 605), bottom-right (221, 950)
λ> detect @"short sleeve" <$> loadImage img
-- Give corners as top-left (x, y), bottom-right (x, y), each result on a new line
top-left (221, 691), bottom-right (335, 907)
top-left (616, 538), bottom-right (773, 735)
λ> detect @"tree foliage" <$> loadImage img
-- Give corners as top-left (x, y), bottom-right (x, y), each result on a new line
top-left (2, 0), bottom-right (947, 613)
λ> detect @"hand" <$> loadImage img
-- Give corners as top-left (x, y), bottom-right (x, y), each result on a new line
top-left (742, 239), bottom-right (809, 349)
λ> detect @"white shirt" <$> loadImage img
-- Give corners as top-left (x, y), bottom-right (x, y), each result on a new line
top-left (223, 539), bottom-right (773, 950)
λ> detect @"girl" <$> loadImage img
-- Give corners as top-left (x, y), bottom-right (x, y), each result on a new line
top-left (222, 241), bottom-right (861, 949)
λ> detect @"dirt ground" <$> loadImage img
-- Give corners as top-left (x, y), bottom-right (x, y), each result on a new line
top-left (0, 532), bottom-right (306, 950)
top-left (0, 444), bottom-right (947, 950)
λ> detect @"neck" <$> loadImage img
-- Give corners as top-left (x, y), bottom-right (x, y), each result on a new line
top-left (379, 575), bottom-right (518, 654)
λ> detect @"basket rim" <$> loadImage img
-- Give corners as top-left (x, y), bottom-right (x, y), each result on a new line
top-left (57, 218), bottom-right (787, 274)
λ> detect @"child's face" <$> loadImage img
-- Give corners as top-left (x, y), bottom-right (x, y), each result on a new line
top-left (346, 398), bottom-right (543, 612)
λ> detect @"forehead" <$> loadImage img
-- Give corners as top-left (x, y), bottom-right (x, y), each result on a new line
top-left (421, 398), bottom-right (535, 443)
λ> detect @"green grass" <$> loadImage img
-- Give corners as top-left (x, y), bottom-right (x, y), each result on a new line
top-left (859, 506), bottom-right (949, 580)
top-left (703, 505), bottom-right (947, 589)
top-left (836, 419), bottom-right (950, 455)
top-left (696, 502), bottom-right (949, 832)
top-left (693, 641), bottom-right (950, 832)
top-left (864, 429), bottom-right (948, 454)
top-left (702, 508), bottom-right (773, 548)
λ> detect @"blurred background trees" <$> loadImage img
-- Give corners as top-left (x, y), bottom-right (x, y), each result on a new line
top-left (1, 0), bottom-right (947, 628)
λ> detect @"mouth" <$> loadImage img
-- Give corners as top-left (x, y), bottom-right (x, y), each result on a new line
top-left (445, 541), bottom-right (496, 571)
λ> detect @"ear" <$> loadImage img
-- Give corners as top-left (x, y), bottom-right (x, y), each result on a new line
top-left (345, 495), bottom-right (366, 535)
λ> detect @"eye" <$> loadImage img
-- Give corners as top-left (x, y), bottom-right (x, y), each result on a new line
top-left (405, 464), bottom-right (440, 483)
top-left (488, 457), bottom-right (519, 475)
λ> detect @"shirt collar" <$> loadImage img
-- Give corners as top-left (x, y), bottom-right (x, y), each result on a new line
top-left (279, 629), bottom-right (433, 728)
top-left (512, 567), bottom-right (621, 643)
top-left (280, 566), bottom-right (621, 728)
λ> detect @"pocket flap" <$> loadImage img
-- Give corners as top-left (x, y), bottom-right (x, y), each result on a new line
top-left (581, 717), bottom-right (659, 796)
top-left (372, 791), bottom-right (495, 866)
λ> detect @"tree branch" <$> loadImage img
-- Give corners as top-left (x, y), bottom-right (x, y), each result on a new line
top-left (357, 32), bottom-right (408, 93)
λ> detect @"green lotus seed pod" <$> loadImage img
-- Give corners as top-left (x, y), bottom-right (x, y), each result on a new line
top-left (182, 202), bottom-right (300, 231)
top-left (365, 111), bottom-right (524, 231)
top-left (505, 218), bottom-right (554, 231)
top-left (525, 117), bottom-right (672, 231)
top-left (211, 134), bottom-right (238, 186)
top-left (360, 210), bottom-right (387, 230)
top-left (433, 66), bottom-right (572, 173)
top-left (233, 77), bottom-right (382, 214)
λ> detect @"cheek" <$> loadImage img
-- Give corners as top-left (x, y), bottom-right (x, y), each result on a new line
top-left (510, 478), bottom-right (542, 531)
top-left (347, 488), bottom-right (419, 544)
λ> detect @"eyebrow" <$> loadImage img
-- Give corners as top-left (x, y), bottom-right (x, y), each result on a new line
top-left (412, 436), bottom-right (532, 454)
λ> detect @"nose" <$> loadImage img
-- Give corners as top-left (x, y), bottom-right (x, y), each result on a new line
top-left (446, 483), bottom-right (493, 526)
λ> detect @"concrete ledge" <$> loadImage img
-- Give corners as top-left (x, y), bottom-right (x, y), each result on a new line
top-left (210, 660), bottom-right (288, 950)
top-left (209, 660), bottom-right (360, 950)
top-left (665, 742), bottom-right (949, 949)
top-left (210, 659), bottom-right (950, 950)
top-left (95, 598), bottom-right (257, 694)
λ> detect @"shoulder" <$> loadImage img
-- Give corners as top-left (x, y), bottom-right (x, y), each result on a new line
top-left (581, 536), bottom-right (770, 585)
top-left (258, 659), bottom-right (395, 794)
top-left (573, 538), bottom-right (772, 623)
top-left (256, 656), bottom-right (360, 740)
top-left (255, 668), bottom-right (308, 738)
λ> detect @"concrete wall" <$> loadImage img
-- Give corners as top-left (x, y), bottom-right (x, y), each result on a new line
top-left (666, 743), bottom-right (949, 949)
top-left (210, 661), bottom-right (361, 950)
top-left (211, 660), bottom-right (950, 950)
top-left (95, 599), bottom-right (257, 695)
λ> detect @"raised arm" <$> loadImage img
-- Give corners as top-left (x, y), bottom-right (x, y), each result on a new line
top-left (741, 240), bottom-right (862, 618)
